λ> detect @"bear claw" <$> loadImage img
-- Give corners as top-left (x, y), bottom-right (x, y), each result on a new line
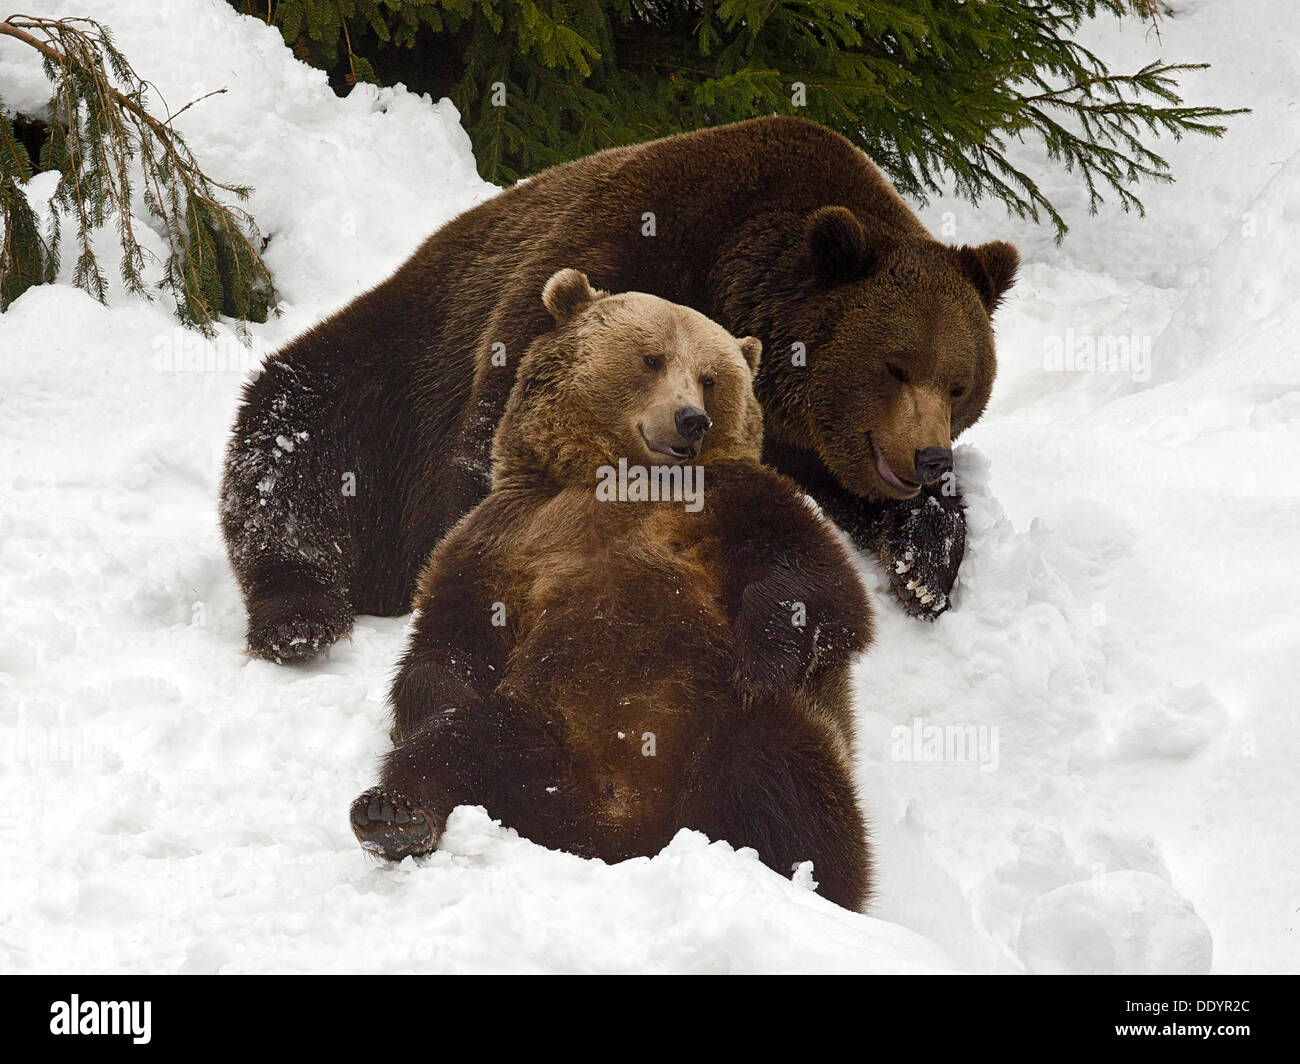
top-left (263, 632), bottom-right (324, 663)
top-left (350, 788), bottom-right (436, 860)
top-left (876, 489), bottom-right (964, 620)
top-left (881, 552), bottom-right (954, 619)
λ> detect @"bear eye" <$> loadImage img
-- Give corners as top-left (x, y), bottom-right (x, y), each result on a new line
top-left (643, 354), bottom-right (664, 372)
top-left (700, 374), bottom-right (715, 388)
top-left (950, 384), bottom-right (966, 399)
top-left (886, 363), bottom-right (910, 384)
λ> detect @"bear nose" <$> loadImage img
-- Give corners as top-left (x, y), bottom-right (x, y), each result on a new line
top-left (675, 406), bottom-right (712, 443)
top-left (914, 446), bottom-right (953, 483)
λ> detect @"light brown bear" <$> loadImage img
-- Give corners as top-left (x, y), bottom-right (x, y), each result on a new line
top-left (350, 270), bottom-right (875, 911)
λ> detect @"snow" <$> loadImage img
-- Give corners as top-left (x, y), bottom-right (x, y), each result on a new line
top-left (2, 0), bottom-right (1296, 973)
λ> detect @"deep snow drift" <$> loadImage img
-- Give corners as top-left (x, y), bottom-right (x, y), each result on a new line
top-left (1, 0), bottom-right (1296, 973)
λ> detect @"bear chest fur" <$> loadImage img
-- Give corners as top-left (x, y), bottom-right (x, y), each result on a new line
top-left (494, 487), bottom-right (735, 846)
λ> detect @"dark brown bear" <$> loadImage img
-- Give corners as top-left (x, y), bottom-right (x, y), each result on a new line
top-left (220, 115), bottom-right (1017, 662)
top-left (350, 270), bottom-right (874, 911)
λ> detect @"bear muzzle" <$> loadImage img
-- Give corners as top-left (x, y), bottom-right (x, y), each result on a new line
top-left (869, 435), bottom-right (921, 497)
top-left (913, 446), bottom-right (953, 484)
top-left (674, 405), bottom-right (712, 443)
top-left (638, 406), bottom-right (711, 462)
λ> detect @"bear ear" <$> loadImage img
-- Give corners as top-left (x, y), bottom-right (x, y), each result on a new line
top-left (542, 268), bottom-right (607, 325)
top-left (736, 336), bottom-right (762, 374)
top-left (806, 206), bottom-right (872, 282)
top-left (957, 241), bottom-right (1020, 314)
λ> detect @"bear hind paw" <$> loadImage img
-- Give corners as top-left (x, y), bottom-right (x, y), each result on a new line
top-left (245, 587), bottom-right (353, 663)
top-left (350, 788), bottom-right (437, 861)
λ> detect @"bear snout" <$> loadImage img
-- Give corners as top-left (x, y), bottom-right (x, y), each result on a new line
top-left (914, 446), bottom-right (953, 484)
top-left (674, 405), bottom-right (712, 443)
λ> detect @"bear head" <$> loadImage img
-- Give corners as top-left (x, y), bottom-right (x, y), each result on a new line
top-left (493, 269), bottom-right (763, 484)
top-left (795, 205), bottom-right (1019, 501)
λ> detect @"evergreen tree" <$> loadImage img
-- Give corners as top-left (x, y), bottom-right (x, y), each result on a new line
top-left (245, 0), bottom-right (1244, 237)
top-left (0, 15), bottom-right (276, 333)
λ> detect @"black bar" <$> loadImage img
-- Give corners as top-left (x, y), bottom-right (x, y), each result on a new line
top-left (3, 975), bottom-right (1293, 1051)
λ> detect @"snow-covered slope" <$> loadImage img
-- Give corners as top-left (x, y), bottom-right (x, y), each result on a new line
top-left (1, 0), bottom-right (1295, 973)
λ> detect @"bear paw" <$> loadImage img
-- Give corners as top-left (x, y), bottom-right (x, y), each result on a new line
top-left (732, 637), bottom-right (807, 707)
top-left (246, 587), bottom-right (352, 663)
top-left (731, 573), bottom-right (816, 701)
top-left (877, 490), bottom-right (965, 620)
top-left (349, 788), bottom-right (438, 861)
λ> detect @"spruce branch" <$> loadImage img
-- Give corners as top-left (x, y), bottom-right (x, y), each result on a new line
top-left (0, 14), bottom-right (277, 333)
top-left (233, 1), bottom-right (1244, 237)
